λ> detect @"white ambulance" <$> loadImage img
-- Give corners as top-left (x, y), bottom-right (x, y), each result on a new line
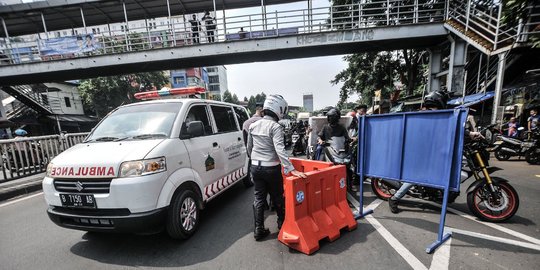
top-left (43, 99), bottom-right (251, 239)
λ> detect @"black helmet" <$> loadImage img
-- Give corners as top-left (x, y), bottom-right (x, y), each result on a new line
top-left (423, 91), bottom-right (449, 110)
top-left (326, 108), bottom-right (341, 125)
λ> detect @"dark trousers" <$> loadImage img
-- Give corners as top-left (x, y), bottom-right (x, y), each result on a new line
top-left (206, 28), bottom-right (215, 43)
top-left (251, 164), bottom-right (284, 229)
top-left (192, 32), bottom-right (200, 44)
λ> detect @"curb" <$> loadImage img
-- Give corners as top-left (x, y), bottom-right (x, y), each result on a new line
top-left (0, 180), bottom-right (43, 202)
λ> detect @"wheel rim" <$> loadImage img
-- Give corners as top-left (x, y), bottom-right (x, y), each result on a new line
top-left (473, 184), bottom-right (516, 220)
top-left (372, 179), bottom-right (394, 199)
top-left (180, 197), bottom-right (197, 231)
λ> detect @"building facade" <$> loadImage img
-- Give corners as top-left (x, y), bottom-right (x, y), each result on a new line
top-left (206, 66), bottom-right (228, 101)
top-left (303, 93), bottom-right (314, 112)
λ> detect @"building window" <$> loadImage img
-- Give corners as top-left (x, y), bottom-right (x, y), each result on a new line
top-left (64, 97), bottom-right (71, 107)
top-left (207, 67), bottom-right (217, 73)
top-left (209, 75), bottom-right (219, 84)
top-left (173, 76), bottom-right (185, 85)
top-left (209, 85), bottom-right (220, 92)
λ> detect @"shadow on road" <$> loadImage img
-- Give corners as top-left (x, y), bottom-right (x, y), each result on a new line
top-left (69, 183), bottom-right (254, 268)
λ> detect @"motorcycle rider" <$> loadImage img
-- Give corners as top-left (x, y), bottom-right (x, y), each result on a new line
top-left (247, 94), bottom-right (307, 241)
top-left (389, 91), bottom-right (484, 213)
top-left (316, 108), bottom-right (350, 160)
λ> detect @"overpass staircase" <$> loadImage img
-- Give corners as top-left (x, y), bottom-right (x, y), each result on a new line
top-left (1, 85), bottom-right (54, 116)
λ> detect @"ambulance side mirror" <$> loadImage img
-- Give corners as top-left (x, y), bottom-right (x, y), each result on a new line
top-left (181, 121), bottom-right (204, 139)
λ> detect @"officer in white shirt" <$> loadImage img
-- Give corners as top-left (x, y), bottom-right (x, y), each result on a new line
top-left (247, 94), bottom-right (306, 241)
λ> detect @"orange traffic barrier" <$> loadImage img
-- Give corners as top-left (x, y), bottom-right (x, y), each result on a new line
top-left (278, 158), bottom-right (357, 255)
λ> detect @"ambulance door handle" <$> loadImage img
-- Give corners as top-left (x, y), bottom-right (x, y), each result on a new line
top-left (213, 142), bottom-right (219, 148)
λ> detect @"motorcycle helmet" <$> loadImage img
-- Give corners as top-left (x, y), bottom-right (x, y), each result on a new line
top-left (14, 128), bottom-right (27, 136)
top-left (326, 108), bottom-right (341, 125)
top-left (423, 91), bottom-right (450, 110)
top-left (263, 94), bottom-right (288, 120)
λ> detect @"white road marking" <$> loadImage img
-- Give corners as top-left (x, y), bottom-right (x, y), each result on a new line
top-left (348, 195), bottom-right (429, 270)
top-left (444, 206), bottom-right (540, 246)
top-left (429, 237), bottom-right (452, 270)
top-left (401, 197), bottom-right (540, 246)
top-left (449, 227), bottom-right (540, 251)
top-left (0, 192), bottom-right (43, 208)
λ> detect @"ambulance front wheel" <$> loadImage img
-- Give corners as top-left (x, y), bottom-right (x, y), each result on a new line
top-left (166, 189), bottom-right (200, 239)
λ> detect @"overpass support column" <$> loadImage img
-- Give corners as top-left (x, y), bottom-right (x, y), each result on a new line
top-left (447, 38), bottom-right (466, 95)
top-left (491, 53), bottom-right (506, 124)
top-left (427, 48), bottom-right (442, 92)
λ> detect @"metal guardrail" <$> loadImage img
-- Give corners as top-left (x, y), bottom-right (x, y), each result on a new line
top-left (0, 0), bottom-right (446, 66)
top-left (0, 133), bottom-right (88, 182)
top-left (447, 0), bottom-right (538, 52)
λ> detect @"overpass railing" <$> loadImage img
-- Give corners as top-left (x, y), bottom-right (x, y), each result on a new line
top-left (0, 1), bottom-right (446, 66)
top-left (0, 132), bottom-right (88, 182)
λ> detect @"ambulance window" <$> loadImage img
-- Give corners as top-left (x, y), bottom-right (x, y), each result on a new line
top-left (183, 105), bottom-right (213, 136)
top-left (211, 105), bottom-right (238, 133)
top-left (233, 106), bottom-right (249, 128)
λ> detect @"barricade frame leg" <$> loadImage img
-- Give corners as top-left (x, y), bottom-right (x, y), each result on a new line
top-left (425, 185), bottom-right (452, 254)
top-left (354, 115), bottom-right (373, 220)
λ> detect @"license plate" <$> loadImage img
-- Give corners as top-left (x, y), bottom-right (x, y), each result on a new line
top-left (60, 194), bottom-right (96, 208)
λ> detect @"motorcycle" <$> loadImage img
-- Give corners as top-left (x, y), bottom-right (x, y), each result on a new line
top-left (321, 137), bottom-right (356, 190)
top-left (291, 130), bottom-right (306, 156)
top-left (371, 134), bottom-right (519, 222)
top-left (493, 127), bottom-right (532, 161)
top-left (524, 129), bottom-right (540, 165)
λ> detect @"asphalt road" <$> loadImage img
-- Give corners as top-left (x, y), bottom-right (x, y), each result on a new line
top-left (0, 159), bottom-right (539, 270)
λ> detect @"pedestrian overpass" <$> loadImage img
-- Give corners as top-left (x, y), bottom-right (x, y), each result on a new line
top-left (0, 0), bottom-right (538, 122)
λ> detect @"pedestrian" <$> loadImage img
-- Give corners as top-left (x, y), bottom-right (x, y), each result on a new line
top-left (189, 14), bottom-right (201, 44)
top-left (202, 11), bottom-right (216, 43)
top-left (247, 94), bottom-right (307, 241)
top-left (239, 27), bottom-right (248, 39)
top-left (388, 91), bottom-right (483, 213)
top-left (355, 104), bottom-right (368, 116)
top-left (506, 117), bottom-right (519, 138)
top-left (528, 109), bottom-right (539, 131)
top-left (242, 102), bottom-right (264, 144)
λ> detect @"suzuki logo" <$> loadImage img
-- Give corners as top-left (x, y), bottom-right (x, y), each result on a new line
top-left (75, 181), bottom-right (84, 192)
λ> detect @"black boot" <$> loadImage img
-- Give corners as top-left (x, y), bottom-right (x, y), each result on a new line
top-left (253, 204), bottom-right (269, 241)
top-left (389, 197), bottom-right (399, 214)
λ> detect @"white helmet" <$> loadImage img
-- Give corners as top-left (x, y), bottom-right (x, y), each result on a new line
top-left (263, 94), bottom-right (288, 120)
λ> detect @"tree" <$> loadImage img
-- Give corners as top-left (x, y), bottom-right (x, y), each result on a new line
top-left (243, 96), bottom-right (248, 102)
top-left (232, 93), bottom-right (239, 104)
top-left (78, 71), bottom-right (168, 117)
top-left (222, 90), bottom-right (234, 103)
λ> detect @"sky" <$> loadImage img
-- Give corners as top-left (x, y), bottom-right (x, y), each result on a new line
top-left (221, 1), bottom-right (359, 110)
top-left (226, 55), bottom-right (355, 110)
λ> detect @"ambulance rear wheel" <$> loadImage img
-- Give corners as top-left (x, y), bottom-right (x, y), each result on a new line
top-left (167, 189), bottom-right (200, 239)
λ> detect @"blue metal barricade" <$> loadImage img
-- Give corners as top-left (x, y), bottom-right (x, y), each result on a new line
top-left (355, 108), bottom-right (468, 253)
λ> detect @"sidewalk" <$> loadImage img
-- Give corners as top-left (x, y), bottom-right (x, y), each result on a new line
top-left (0, 173), bottom-right (45, 202)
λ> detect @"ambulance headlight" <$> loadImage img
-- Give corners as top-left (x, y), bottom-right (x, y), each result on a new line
top-left (46, 163), bottom-right (54, 177)
top-left (119, 157), bottom-right (166, 178)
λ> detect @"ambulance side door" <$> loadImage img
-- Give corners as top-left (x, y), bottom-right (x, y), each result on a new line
top-left (208, 104), bottom-right (245, 175)
top-left (180, 103), bottom-right (226, 189)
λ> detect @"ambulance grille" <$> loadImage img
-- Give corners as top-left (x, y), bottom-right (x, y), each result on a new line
top-left (54, 178), bottom-right (113, 194)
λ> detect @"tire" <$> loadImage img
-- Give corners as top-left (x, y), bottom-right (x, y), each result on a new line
top-left (166, 189), bottom-right (201, 239)
top-left (525, 149), bottom-right (539, 165)
top-left (494, 149), bottom-right (511, 161)
top-left (466, 181), bottom-right (519, 222)
top-left (370, 178), bottom-right (394, 200)
top-left (242, 166), bottom-right (254, 187)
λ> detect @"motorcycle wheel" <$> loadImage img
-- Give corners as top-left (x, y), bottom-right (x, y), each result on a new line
top-left (466, 181), bottom-right (519, 222)
top-left (494, 149), bottom-right (511, 161)
top-left (525, 150), bottom-right (539, 165)
top-left (370, 178), bottom-right (394, 200)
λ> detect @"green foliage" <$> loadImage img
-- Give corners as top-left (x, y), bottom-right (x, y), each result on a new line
top-left (222, 90), bottom-right (234, 103)
top-left (332, 50), bottom-right (427, 107)
top-left (246, 92), bottom-right (267, 113)
top-left (78, 71), bottom-right (169, 117)
top-left (501, 0), bottom-right (539, 48)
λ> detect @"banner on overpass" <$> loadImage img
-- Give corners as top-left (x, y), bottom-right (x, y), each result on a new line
top-left (38, 34), bottom-right (100, 56)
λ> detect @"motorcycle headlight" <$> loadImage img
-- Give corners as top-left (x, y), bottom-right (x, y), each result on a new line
top-left (46, 163), bottom-right (54, 177)
top-left (119, 157), bottom-right (166, 178)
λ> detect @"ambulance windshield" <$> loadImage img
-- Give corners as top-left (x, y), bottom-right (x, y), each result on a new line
top-left (87, 103), bottom-right (182, 142)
